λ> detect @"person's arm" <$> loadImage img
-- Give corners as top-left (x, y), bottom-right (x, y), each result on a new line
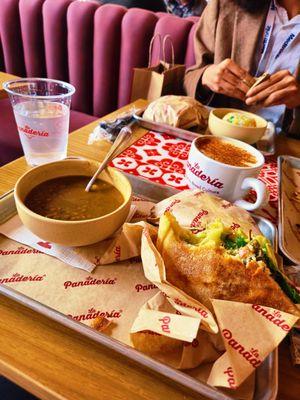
top-left (184, 0), bottom-right (218, 99)
top-left (184, 0), bottom-right (254, 103)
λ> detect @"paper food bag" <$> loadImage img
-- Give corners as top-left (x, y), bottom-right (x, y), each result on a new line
top-left (130, 34), bottom-right (185, 102)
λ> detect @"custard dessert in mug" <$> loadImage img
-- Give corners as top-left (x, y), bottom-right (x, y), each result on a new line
top-left (185, 136), bottom-right (268, 211)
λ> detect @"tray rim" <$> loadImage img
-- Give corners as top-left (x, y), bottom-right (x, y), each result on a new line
top-left (0, 184), bottom-right (278, 400)
top-left (278, 155), bottom-right (300, 265)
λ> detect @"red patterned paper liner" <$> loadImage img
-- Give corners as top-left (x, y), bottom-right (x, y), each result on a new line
top-left (110, 131), bottom-right (278, 223)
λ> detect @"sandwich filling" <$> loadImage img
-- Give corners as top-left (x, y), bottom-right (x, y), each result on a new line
top-left (158, 213), bottom-right (300, 305)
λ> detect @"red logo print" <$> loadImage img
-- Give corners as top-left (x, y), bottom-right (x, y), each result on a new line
top-left (0, 272), bottom-right (46, 284)
top-left (159, 316), bottom-right (171, 333)
top-left (174, 298), bottom-right (208, 319)
top-left (69, 307), bottom-right (123, 322)
top-left (18, 124), bottom-right (49, 139)
top-left (190, 209), bottom-right (209, 228)
top-left (252, 305), bottom-right (291, 332)
top-left (165, 199), bottom-right (181, 213)
top-left (37, 241), bottom-right (52, 249)
top-left (64, 276), bottom-right (117, 290)
top-left (114, 246), bottom-right (121, 262)
top-left (135, 283), bottom-right (157, 293)
top-left (0, 246), bottom-right (42, 255)
top-left (222, 329), bottom-right (262, 368)
top-left (223, 367), bottom-right (236, 389)
top-left (187, 162), bottom-right (224, 189)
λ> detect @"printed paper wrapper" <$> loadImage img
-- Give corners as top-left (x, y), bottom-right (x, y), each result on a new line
top-left (149, 189), bottom-right (261, 233)
top-left (0, 188), bottom-right (296, 398)
top-left (100, 189), bottom-right (261, 266)
top-left (129, 223), bottom-right (299, 390)
top-left (0, 200), bottom-right (151, 272)
top-left (0, 234), bottom-right (254, 399)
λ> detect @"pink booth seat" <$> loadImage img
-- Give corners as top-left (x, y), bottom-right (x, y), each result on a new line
top-left (0, 97), bottom-right (97, 166)
top-left (0, 0), bottom-right (202, 166)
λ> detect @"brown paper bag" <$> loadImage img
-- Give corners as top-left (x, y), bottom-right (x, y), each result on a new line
top-left (130, 34), bottom-right (186, 102)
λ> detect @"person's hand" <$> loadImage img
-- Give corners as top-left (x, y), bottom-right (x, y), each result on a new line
top-left (246, 70), bottom-right (300, 108)
top-left (201, 59), bottom-right (254, 101)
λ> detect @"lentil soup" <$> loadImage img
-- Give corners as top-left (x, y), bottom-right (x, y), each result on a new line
top-left (24, 176), bottom-right (124, 221)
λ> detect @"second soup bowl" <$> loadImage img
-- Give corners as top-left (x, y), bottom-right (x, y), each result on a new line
top-left (208, 108), bottom-right (267, 144)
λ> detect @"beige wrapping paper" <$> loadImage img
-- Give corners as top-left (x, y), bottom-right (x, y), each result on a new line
top-left (149, 189), bottom-right (261, 233)
top-left (100, 189), bottom-right (261, 267)
top-left (208, 300), bottom-right (298, 388)
top-left (0, 235), bottom-right (159, 344)
top-left (1, 189), bottom-right (296, 398)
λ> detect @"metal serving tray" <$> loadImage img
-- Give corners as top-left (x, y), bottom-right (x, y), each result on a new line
top-left (134, 115), bottom-right (275, 156)
top-left (134, 115), bottom-right (202, 142)
top-left (0, 175), bottom-right (278, 400)
top-left (278, 155), bottom-right (300, 265)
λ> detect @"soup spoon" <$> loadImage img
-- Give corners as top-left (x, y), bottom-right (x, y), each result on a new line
top-left (85, 121), bottom-right (134, 192)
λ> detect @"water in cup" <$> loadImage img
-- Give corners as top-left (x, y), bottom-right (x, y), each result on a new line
top-left (13, 100), bottom-right (70, 166)
top-left (3, 78), bottom-right (75, 166)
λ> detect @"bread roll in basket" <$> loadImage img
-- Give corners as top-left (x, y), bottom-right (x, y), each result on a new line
top-left (143, 95), bottom-right (209, 131)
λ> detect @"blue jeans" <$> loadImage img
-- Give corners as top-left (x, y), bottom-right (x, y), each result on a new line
top-left (0, 377), bottom-right (38, 400)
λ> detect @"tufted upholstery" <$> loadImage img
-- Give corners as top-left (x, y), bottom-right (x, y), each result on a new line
top-left (0, 0), bottom-right (200, 165)
top-left (0, 0), bottom-right (199, 115)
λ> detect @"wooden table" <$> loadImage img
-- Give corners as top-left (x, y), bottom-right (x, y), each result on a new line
top-left (0, 98), bottom-right (299, 400)
top-left (0, 71), bottom-right (19, 99)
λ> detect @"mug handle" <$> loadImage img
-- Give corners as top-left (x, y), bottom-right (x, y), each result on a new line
top-left (234, 177), bottom-right (268, 211)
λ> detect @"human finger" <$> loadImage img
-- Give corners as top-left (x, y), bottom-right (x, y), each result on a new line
top-left (245, 75), bottom-right (296, 105)
top-left (219, 81), bottom-right (246, 101)
top-left (220, 59), bottom-right (251, 81)
top-left (258, 86), bottom-right (298, 107)
top-left (223, 69), bottom-right (250, 93)
top-left (247, 70), bottom-right (292, 97)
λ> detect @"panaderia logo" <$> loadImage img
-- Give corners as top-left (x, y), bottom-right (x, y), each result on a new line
top-left (68, 307), bottom-right (123, 322)
top-left (165, 199), bottom-right (181, 212)
top-left (223, 367), bottom-right (236, 389)
top-left (174, 298), bottom-right (209, 319)
top-left (0, 272), bottom-right (46, 284)
top-left (18, 124), bottom-right (49, 139)
top-left (222, 329), bottom-right (262, 368)
top-left (0, 247), bottom-right (42, 255)
top-left (252, 305), bottom-right (291, 332)
top-left (64, 276), bottom-right (117, 290)
top-left (135, 283), bottom-right (157, 293)
top-left (187, 161), bottom-right (224, 189)
top-left (190, 209), bottom-right (208, 228)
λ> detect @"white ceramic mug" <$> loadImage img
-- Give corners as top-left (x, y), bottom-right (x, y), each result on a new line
top-left (185, 136), bottom-right (268, 211)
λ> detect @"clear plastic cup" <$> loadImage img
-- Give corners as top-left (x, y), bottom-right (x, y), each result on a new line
top-left (4, 78), bottom-right (75, 166)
